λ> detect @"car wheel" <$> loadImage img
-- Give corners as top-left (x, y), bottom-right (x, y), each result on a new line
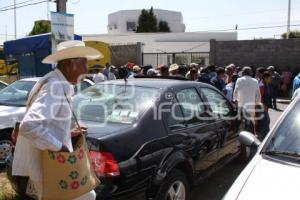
top-left (0, 131), bottom-right (13, 166)
top-left (155, 169), bottom-right (189, 200)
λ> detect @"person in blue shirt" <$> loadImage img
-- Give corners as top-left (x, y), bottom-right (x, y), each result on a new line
top-left (211, 67), bottom-right (226, 92)
top-left (292, 72), bottom-right (300, 96)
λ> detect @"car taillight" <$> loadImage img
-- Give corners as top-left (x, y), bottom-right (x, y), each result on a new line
top-left (11, 129), bottom-right (18, 146)
top-left (11, 122), bottom-right (20, 146)
top-left (89, 151), bottom-right (120, 177)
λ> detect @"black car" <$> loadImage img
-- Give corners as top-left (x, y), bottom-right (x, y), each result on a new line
top-left (8, 78), bottom-right (253, 200)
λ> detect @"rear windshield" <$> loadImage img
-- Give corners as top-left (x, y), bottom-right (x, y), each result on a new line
top-left (73, 84), bottom-right (160, 124)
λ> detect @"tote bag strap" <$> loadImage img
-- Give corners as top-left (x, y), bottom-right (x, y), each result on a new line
top-left (62, 88), bottom-right (83, 135)
top-left (26, 78), bottom-right (49, 112)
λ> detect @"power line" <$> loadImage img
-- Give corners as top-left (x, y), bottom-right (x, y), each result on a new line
top-left (187, 7), bottom-right (300, 22)
top-left (202, 24), bottom-right (300, 32)
top-left (0, 0), bottom-right (50, 12)
top-left (0, 0), bottom-right (40, 10)
top-left (199, 20), bottom-right (300, 31)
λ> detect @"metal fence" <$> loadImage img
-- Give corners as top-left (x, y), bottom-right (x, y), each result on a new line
top-left (142, 52), bottom-right (209, 67)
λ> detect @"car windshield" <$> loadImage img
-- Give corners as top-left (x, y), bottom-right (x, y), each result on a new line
top-left (73, 84), bottom-right (160, 124)
top-left (0, 80), bottom-right (36, 106)
top-left (264, 101), bottom-right (300, 159)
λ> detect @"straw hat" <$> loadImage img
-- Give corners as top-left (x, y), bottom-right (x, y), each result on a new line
top-left (267, 66), bottom-right (275, 71)
top-left (169, 64), bottom-right (179, 72)
top-left (133, 65), bottom-right (141, 73)
top-left (42, 40), bottom-right (103, 64)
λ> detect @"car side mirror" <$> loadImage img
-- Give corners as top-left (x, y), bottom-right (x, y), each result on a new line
top-left (239, 131), bottom-right (261, 147)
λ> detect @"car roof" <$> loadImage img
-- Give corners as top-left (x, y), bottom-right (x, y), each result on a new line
top-left (19, 77), bottom-right (42, 82)
top-left (96, 78), bottom-right (215, 90)
top-left (18, 77), bottom-right (94, 83)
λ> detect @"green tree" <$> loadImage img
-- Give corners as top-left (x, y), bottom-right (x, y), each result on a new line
top-left (29, 20), bottom-right (51, 36)
top-left (158, 20), bottom-right (170, 32)
top-left (148, 7), bottom-right (157, 32)
top-left (136, 7), bottom-right (158, 33)
top-left (281, 30), bottom-right (300, 39)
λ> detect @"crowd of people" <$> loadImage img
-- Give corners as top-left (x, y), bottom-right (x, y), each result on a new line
top-left (91, 62), bottom-right (300, 141)
top-left (92, 62), bottom-right (299, 100)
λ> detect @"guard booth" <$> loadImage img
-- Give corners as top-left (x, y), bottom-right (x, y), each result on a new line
top-left (4, 33), bottom-right (82, 79)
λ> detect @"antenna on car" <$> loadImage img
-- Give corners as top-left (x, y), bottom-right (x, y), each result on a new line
top-left (118, 65), bottom-right (129, 93)
top-left (124, 76), bottom-right (128, 93)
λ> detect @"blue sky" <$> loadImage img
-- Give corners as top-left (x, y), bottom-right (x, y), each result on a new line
top-left (0, 0), bottom-right (300, 44)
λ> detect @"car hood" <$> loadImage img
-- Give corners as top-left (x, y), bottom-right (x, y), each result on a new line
top-left (236, 157), bottom-right (300, 200)
top-left (0, 105), bottom-right (26, 129)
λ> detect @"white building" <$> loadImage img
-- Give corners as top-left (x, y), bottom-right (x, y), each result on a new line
top-left (82, 9), bottom-right (238, 67)
top-left (83, 32), bottom-right (237, 67)
top-left (107, 9), bottom-right (185, 34)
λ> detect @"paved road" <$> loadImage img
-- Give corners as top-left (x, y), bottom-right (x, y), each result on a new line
top-left (190, 102), bottom-right (288, 200)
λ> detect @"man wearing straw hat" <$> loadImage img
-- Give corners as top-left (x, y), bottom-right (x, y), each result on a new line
top-left (12, 40), bottom-right (103, 200)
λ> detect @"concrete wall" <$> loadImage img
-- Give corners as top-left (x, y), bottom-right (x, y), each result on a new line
top-left (110, 43), bottom-right (142, 66)
top-left (210, 39), bottom-right (300, 71)
top-left (82, 32), bottom-right (237, 44)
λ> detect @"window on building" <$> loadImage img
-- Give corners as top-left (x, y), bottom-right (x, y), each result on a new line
top-left (127, 22), bottom-right (137, 31)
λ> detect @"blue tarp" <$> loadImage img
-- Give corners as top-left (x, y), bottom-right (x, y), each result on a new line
top-left (4, 33), bottom-right (51, 55)
top-left (3, 33), bottom-right (82, 78)
top-left (4, 33), bottom-right (82, 55)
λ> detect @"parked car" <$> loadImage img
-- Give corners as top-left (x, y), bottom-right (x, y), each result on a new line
top-left (224, 94), bottom-right (300, 200)
top-left (0, 80), bottom-right (8, 90)
top-left (292, 87), bottom-right (300, 101)
top-left (0, 77), bottom-right (94, 165)
top-left (8, 77), bottom-right (253, 200)
top-left (0, 77), bottom-right (39, 165)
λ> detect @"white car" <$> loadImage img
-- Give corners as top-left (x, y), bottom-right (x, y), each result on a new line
top-left (224, 94), bottom-right (300, 200)
top-left (0, 77), bottom-right (94, 165)
top-left (0, 77), bottom-right (39, 165)
top-left (292, 88), bottom-right (300, 101)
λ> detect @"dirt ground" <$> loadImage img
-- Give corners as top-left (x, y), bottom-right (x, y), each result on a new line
top-left (0, 172), bottom-right (18, 200)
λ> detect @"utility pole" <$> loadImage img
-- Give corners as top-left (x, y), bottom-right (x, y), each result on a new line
top-left (56, 0), bottom-right (67, 13)
top-left (287, 0), bottom-right (291, 39)
top-left (14, 0), bottom-right (17, 39)
top-left (47, 0), bottom-right (50, 20)
top-left (5, 25), bottom-right (7, 41)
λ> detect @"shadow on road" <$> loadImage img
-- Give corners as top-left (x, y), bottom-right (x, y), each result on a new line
top-left (191, 163), bottom-right (246, 200)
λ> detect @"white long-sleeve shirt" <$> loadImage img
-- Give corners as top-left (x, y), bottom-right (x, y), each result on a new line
top-left (12, 69), bottom-right (74, 183)
top-left (233, 75), bottom-right (261, 117)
